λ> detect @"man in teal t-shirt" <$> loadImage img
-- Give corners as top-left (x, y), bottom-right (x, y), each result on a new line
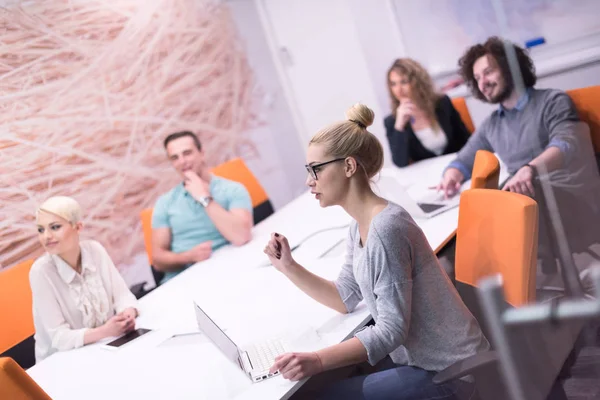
top-left (151, 131), bottom-right (253, 283)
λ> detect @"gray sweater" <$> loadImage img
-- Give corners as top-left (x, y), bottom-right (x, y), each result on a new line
top-left (449, 88), bottom-right (600, 255)
top-left (335, 202), bottom-right (490, 371)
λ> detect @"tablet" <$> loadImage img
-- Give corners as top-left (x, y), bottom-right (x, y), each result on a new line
top-left (103, 328), bottom-right (152, 350)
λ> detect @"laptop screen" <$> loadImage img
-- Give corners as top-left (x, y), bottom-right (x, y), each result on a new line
top-left (194, 302), bottom-right (241, 369)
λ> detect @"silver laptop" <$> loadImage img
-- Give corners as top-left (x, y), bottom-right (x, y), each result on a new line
top-left (372, 175), bottom-right (462, 219)
top-left (193, 302), bottom-right (287, 382)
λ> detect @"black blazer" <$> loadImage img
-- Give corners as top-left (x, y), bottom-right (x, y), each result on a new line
top-left (384, 95), bottom-right (471, 167)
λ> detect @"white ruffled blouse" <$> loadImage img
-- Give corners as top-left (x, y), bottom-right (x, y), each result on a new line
top-left (29, 240), bottom-right (138, 362)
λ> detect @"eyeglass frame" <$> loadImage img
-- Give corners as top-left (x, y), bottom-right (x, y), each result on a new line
top-left (305, 157), bottom-right (346, 180)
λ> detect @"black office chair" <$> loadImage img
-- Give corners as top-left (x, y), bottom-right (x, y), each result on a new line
top-left (434, 275), bottom-right (594, 400)
top-left (0, 337), bottom-right (35, 370)
top-left (474, 271), bottom-right (600, 400)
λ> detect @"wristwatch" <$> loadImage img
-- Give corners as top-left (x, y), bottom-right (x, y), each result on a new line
top-left (197, 196), bottom-right (213, 207)
top-left (525, 163), bottom-right (538, 177)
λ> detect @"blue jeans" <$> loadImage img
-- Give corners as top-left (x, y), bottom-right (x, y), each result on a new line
top-left (314, 364), bottom-right (475, 400)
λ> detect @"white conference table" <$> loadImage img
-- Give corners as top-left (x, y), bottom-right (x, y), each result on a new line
top-left (27, 154), bottom-right (504, 400)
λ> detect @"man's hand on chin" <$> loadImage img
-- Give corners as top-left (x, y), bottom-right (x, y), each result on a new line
top-left (183, 171), bottom-right (210, 201)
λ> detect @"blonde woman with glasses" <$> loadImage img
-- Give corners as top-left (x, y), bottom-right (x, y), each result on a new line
top-left (263, 104), bottom-right (489, 399)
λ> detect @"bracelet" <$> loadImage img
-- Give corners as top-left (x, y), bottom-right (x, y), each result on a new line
top-left (313, 352), bottom-right (324, 373)
top-left (525, 163), bottom-right (537, 177)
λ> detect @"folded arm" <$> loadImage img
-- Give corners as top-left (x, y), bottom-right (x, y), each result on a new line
top-left (385, 116), bottom-right (411, 167)
top-left (534, 91), bottom-right (581, 173)
top-left (503, 92), bottom-right (581, 196)
top-left (151, 227), bottom-right (192, 272)
top-left (204, 204), bottom-right (252, 246)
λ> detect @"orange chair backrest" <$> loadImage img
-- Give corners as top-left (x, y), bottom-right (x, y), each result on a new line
top-left (471, 150), bottom-right (500, 189)
top-left (567, 85), bottom-right (600, 153)
top-left (0, 260), bottom-right (35, 354)
top-left (455, 189), bottom-right (538, 307)
top-left (140, 208), bottom-right (153, 265)
top-left (0, 357), bottom-right (52, 399)
top-left (451, 96), bottom-right (475, 134)
top-left (211, 158), bottom-right (269, 208)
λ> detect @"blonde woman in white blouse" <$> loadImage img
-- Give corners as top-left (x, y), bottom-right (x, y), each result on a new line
top-left (30, 196), bottom-right (139, 362)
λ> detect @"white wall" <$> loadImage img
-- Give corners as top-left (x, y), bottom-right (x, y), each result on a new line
top-left (250, 0), bottom-right (600, 138)
top-left (224, 0), bottom-right (600, 209)
top-left (346, 0), bottom-right (406, 116)
top-left (226, 0), bottom-right (309, 209)
top-left (253, 0), bottom-right (406, 167)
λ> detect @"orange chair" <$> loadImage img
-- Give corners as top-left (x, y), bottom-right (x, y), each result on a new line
top-left (471, 150), bottom-right (500, 190)
top-left (211, 157), bottom-right (274, 224)
top-left (435, 151), bottom-right (500, 254)
top-left (451, 96), bottom-right (476, 134)
top-left (0, 260), bottom-right (36, 369)
top-left (455, 189), bottom-right (538, 313)
top-left (140, 207), bottom-right (163, 288)
top-left (567, 85), bottom-right (600, 154)
top-left (433, 189), bottom-right (539, 399)
top-left (0, 357), bottom-right (52, 399)
top-left (140, 208), bottom-right (153, 266)
top-left (129, 208), bottom-right (164, 297)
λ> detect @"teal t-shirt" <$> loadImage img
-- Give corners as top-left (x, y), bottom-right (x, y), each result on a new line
top-left (152, 175), bottom-right (252, 283)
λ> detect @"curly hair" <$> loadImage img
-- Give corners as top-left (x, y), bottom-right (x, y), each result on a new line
top-left (386, 58), bottom-right (441, 130)
top-left (458, 36), bottom-right (536, 101)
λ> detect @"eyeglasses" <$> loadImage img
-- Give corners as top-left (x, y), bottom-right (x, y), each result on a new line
top-left (305, 158), bottom-right (346, 181)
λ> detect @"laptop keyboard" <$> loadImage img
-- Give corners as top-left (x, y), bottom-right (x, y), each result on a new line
top-left (246, 340), bottom-right (286, 372)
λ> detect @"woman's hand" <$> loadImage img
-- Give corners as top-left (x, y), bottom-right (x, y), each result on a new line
top-left (83, 311), bottom-right (136, 345)
top-left (395, 100), bottom-right (415, 130)
top-left (102, 313), bottom-right (135, 337)
top-left (269, 352), bottom-right (324, 381)
top-left (263, 233), bottom-right (297, 274)
top-left (119, 307), bottom-right (138, 320)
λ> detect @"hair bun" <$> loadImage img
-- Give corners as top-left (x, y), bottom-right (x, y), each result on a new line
top-left (345, 103), bottom-right (374, 129)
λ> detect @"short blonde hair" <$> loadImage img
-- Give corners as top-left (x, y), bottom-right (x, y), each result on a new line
top-left (309, 103), bottom-right (384, 179)
top-left (37, 196), bottom-right (83, 224)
